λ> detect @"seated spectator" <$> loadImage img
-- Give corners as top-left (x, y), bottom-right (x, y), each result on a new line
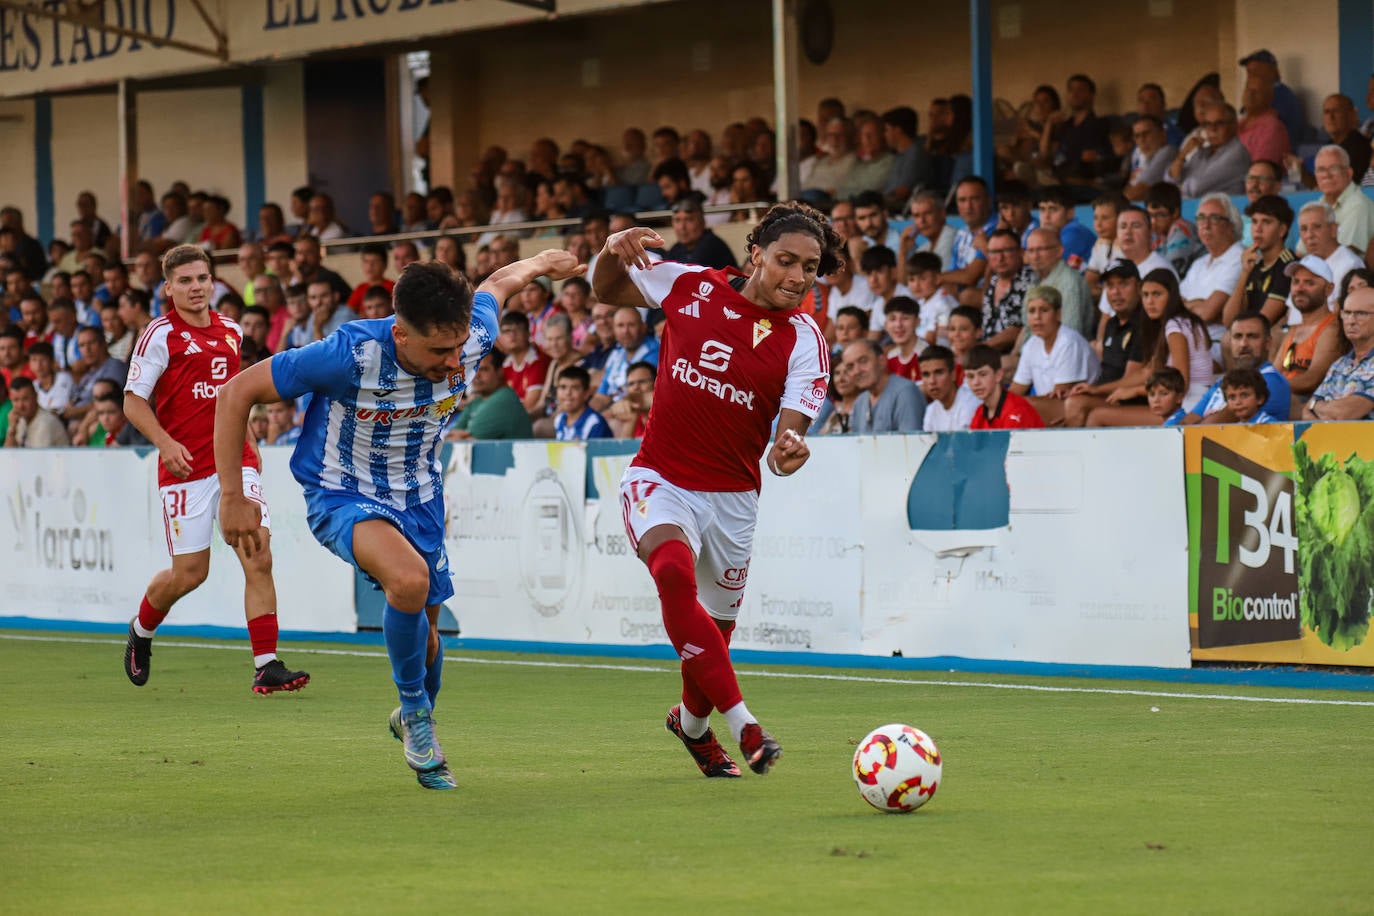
top-left (1223, 195), bottom-right (1296, 329)
top-left (433, 236), bottom-right (465, 277)
top-left (804, 117), bottom-right (857, 199)
top-left (591, 305), bottom-right (659, 411)
top-left (1138, 82), bottom-right (1184, 145)
top-left (288, 186), bottom-right (313, 236)
top-left (264, 398), bottom-right (300, 445)
top-left (264, 240), bottom-right (295, 285)
top-left (239, 304), bottom-right (271, 353)
top-left (967, 344), bottom-right (1044, 430)
top-left (617, 127), bottom-right (651, 186)
top-left (117, 288), bottom-right (153, 344)
top-left (1147, 367), bottom-right (1188, 426)
top-left (1274, 257), bottom-right (1346, 414)
top-left (900, 190), bottom-right (956, 271)
top-left (367, 191), bottom-right (398, 236)
top-left (25, 341), bottom-right (72, 414)
top-left (554, 176), bottom-right (591, 221)
top-left (882, 106), bottom-right (933, 211)
top-left (478, 181), bottom-right (530, 246)
top-left (604, 360), bottom-right (655, 438)
top-left (390, 241), bottom-right (420, 279)
top-left (257, 202), bottom-right (294, 247)
top-left (729, 161), bottom-right (771, 219)
top-left (531, 179), bottom-right (566, 229)
top-left (305, 193), bottom-right (348, 241)
top-left (1066, 260), bottom-right (1147, 426)
top-left (0, 326), bottom-right (29, 387)
top-left (424, 186), bottom-right (455, 229)
top-left (665, 197), bottom-right (737, 270)
top-left (1023, 227), bottom-right (1092, 341)
top-left (1184, 312), bottom-right (1291, 423)
top-left (1010, 285), bottom-right (1100, 425)
top-left (578, 301), bottom-right (617, 386)
top-left (830, 304), bottom-right (869, 361)
top-left (1180, 192), bottom-right (1245, 342)
top-left (68, 271), bottom-right (100, 331)
top-left (807, 358), bottom-right (856, 435)
top-left (61, 325), bottom-right (127, 426)
top-left (74, 190), bottom-right (113, 250)
top-left (1146, 182), bottom-right (1201, 276)
top-left (529, 313), bottom-right (580, 435)
top-left (840, 115), bottom-right (895, 199)
top-left (906, 251), bottom-right (958, 346)
top-left (883, 297), bottom-right (925, 383)
top-left (829, 197), bottom-right (858, 243)
top-left (945, 304), bottom-right (983, 372)
top-left (651, 158), bottom-right (692, 209)
top-left (519, 277), bottom-right (563, 347)
top-left (853, 190), bottom-right (901, 252)
top-left (823, 247), bottom-right (880, 327)
top-left (360, 285), bottom-right (393, 320)
top-left (1303, 282), bottom-right (1374, 420)
top-left (843, 338), bottom-right (925, 433)
top-left (347, 244), bottom-right (394, 313)
top-left (1294, 201), bottom-right (1366, 316)
top-left (198, 195), bottom-right (242, 251)
top-left (859, 246), bottom-right (912, 334)
top-left (1034, 185), bottom-right (1095, 271)
top-left (3, 376), bottom-right (67, 447)
top-left (1085, 192), bottom-right (1127, 298)
top-left (919, 345), bottom-right (979, 431)
top-left (981, 229), bottom-right (1035, 352)
top-left (447, 351), bottom-right (534, 440)
top-left (292, 235), bottom-right (351, 302)
top-left (18, 292), bottom-right (51, 350)
top-left (1240, 159), bottom-right (1284, 245)
top-left (1095, 205), bottom-right (1176, 326)
top-left (46, 298), bottom-right (82, 372)
top-left (584, 144), bottom-right (620, 192)
top-left (995, 180), bottom-right (1038, 247)
top-left (1040, 73), bottom-right (1110, 183)
top-left (551, 366), bottom-right (612, 441)
top-left (1241, 49), bottom-right (1307, 145)
top-left (942, 176), bottom-right (997, 305)
top-left (97, 261), bottom-right (129, 310)
top-left (1220, 368), bottom-right (1280, 424)
top-left (87, 389), bottom-right (147, 446)
top-left (1307, 144), bottom-right (1374, 263)
top-left (100, 300), bottom-right (133, 362)
top-left (280, 284), bottom-right (312, 350)
top-left (495, 310), bottom-right (551, 410)
top-left (1169, 102), bottom-right (1249, 197)
top-left (1237, 76), bottom-right (1291, 166)
top-left (1311, 94), bottom-right (1372, 183)
top-left (248, 403), bottom-right (270, 446)
top-left (306, 279), bottom-right (353, 342)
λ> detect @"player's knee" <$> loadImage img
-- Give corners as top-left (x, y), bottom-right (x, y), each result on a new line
top-left (384, 566), bottom-right (430, 612)
top-left (241, 545), bottom-right (273, 578)
top-left (175, 562), bottom-right (210, 593)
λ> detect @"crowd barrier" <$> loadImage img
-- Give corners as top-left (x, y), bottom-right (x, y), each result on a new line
top-left (3, 423), bottom-right (1369, 671)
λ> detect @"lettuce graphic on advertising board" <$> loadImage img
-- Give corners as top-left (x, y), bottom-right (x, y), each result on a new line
top-left (1293, 441), bottom-right (1374, 650)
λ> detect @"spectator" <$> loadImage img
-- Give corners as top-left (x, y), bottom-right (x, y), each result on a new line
top-left (25, 341), bottom-right (71, 414)
top-left (1145, 182), bottom-right (1201, 276)
top-left (550, 365), bottom-right (612, 441)
top-left (843, 338), bottom-right (925, 433)
top-left (432, 236), bottom-right (465, 277)
top-left (288, 186), bottom-right (313, 236)
top-left (70, 270), bottom-right (101, 330)
top-left (1237, 76), bottom-right (1291, 166)
top-left (1035, 185), bottom-right (1096, 271)
top-left (1302, 283), bottom-right (1374, 420)
top-left (650, 158), bottom-right (691, 209)
top-left (1010, 285), bottom-right (1099, 425)
top-left (528, 312), bottom-right (581, 435)
top-left (264, 240), bottom-right (294, 285)
top-left (918, 345), bottom-right (979, 431)
top-left (1307, 145), bottom-right (1374, 262)
top-left (46, 298), bottom-right (81, 372)
top-left (1216, 368), bottom-right (1278, 424)
top-left (74, 190), bottom-right (113, 250)
top-left (840, 116), bottom-right (894, 199)
top-left (946, 304), bottom-right (983, 372)
top-left (478, 181), bottom-right (530, 246)
top-left (131, 180), bottom-right (164, 241)
top-left (981, 229), bottom-right (1035, 351)
top-left (391, 240), bottom-right (420, 277)
top-left (265, 398), bottom-right (300, 445)
top-left (239, 305), bottom-right (271, 353)
top-left (1001, 84), bottom-right (1061, 178)
top-left (292, 235), bottom-right (351, 303)
top-left (1240, 50), bottom-right (1308, 149)
top-left (1095, 205), bottom-right (1176, 322)
top-left (1065, 259), bottom-right (1147, 426)
top-left (900, 190), bottom-right (956, 271)
top-left (1293, 200), bottom-right (1365, 315)
top-left (447, 350), bottom-right (534, 440)
top-left (519, 277), bottom-right (563, 347)
top-left (257, 202), bottom-right (294, 247)
top-left (617, 127), bottom-right (651, 185)
top-left (553, 176), bottom-right (592, 221)
top-left (578, 301), bottom-right (617, 386)
top-left (88, 389), bottom-right (148, 446)
top-left (62, 325), bottom-right (127, 425)
top-left (57, 220), bottom-right (94, 274)
top-left (1223, 195), bottom-right (1296, 328)
top-left (495, 310), bottom-right (550, 409)
top-left (557, 276), bottom-right (594, 351)
top-left (1184, 312), bottom-right (1291, 423)
top-left (946, 176), bottom-right (998, 305)
top-left (1024, 227), bottom-right (1094, 343)
top-left (994, 180), bottom-right (1038, 247)
top-left (828, 197), bottom-right (859, 244)
top-left (198, 195), bottom-right (241, 251)
top-left (0, 207), bottom-right (47, 281)
top-left (830, 304), bottom-right (869, 361)
top-left (883, 297), bottom-right (925, 383)
top-left (1040, 73), bottom-right (1110, 182)
top-left (680, 129), bottom-right (713, 196)
top-left (306, 279), bottom-right (353, 342)
top-left (360, 285), bottom-right (393, 321)
top-left (1275, 256), bottom-right (1344, 413)
top-left (156, 191), bottom-right (193, 244)
top-left (235, 243), bottom-right (268, 306)
top-left (248, 403), bottom-right (270, 446)
top-left (805, 117), bottom-right (857, 199)
top-left (1169, 102), bottom-right (1249, 197)
top-left (967, 344), bottom-right (1044, 430)
top-left (811, 359), bottom-right (859, 435)
top-left (1180, 192), bottom-right (1245, 340)
top-left (347, 244), bottom-right (394, 313)
top-left (1147, 368), bottom-right (1188, 425)
top-left (3, 376), bottom-right (67, 447)
top-left (1085, 192), bottom-right (1127, 298)
top-left (732, 159), bottom-right (771, 215)
top-left (0, 326), bottom-right (30, 387)
top-left (117, 288), bottom-right (153, 344)
top-left (1137, 83), bottom-right (1184, 147)
top-left (906, 251), bottom-right (959, 346)
top-left (665, 198), bottom-right (737, 270)
top-left (367, 191), bottom-right (397, 236)
top-left (305, 193), bottom-right (348, 241)
top-left (100, 301), bottom-right (133, 362)
top-left (853, 190), bottom-right (902, 252)
top-left (859, 246), bottom-right (912, 334)
top-left (1313, 94), bottom-right (1372, 182)
top-left (18, 291), bottom-right (50, 350)
top-left (1240, 160), bottom-right (1284, 246)
top-left (604, 360), bottom-right (655, 438)
top-left (425, 186), bottom-right (456, 229)
top-left (591, 305), bottom-right (659, 411)
top-left (882, 106), bottom-right (933, 211)
top-left (822, 247), bottom-right (880, 327)
top-left (795, 119), bottom-right (820, 194)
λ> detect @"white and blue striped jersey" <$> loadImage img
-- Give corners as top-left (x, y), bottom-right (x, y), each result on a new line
top-left (554, 408), bottom-right (612, 441)
top-left (270, 291), bottom-right (499, 510)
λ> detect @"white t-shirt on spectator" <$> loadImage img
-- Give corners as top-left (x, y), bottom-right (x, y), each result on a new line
top-left (1098, 251), bottom-right (1176, 314)
top-left (1284, 244), bottom-right (1364, 325)
top-left (1166, 315), bottom-right (1216, 410)
top-left (923, 385), bottom-right (982, 432)
top-left (916, 289), bottom-right (959, 342)
top-left (827, 280), bottom-right (883, 323)
top-left (867, 283), bottom-right (915, 331)
top-left (35, 371), bottom-right (74, 413)
top-left (1179, 241), bottom-right (1244, 343)
top-left (1013, 326), bottom-right (1100, 395)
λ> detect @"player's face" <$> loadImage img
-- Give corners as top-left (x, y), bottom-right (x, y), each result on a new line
top-left (751, 232), bottom-right (822, 310)
top-left (1147, 385), bottom-right (1182, 418)
top-left (946, 314), bottom-right (978, 351)
top-left (1224, 386), bottom-right (1261, 421)
top-left (394, 318), bottom-right (471, 383)
top-left (884, 309), bottom-right (915, 344)
top-left (965, 364), bottom-right (1001, 401)
top-left (920, 360), bottom-right (952, 401)
top-left (168, 260), bottom-right (213, 315)
top-left (555, 378), bottom-right (590, 414)
top-left (1025, 297), bottom-right (1059, 338)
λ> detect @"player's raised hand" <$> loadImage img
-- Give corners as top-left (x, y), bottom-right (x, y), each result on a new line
top-left (160, 441), bottom-right (194, 479)
top-left (607, 227), bottom-right (665, 271)
top-left (538, 249), bottom-right (589, 281)
top-left (218, 492), bottom-right (264, 557)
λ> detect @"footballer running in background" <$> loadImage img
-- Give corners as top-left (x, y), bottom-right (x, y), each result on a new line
top-left (593, 202), bottom-right (841, 778)
top-left (213, 251), bottom-right (585, 791)
top-left (122, 244), bottom-right (310, 695)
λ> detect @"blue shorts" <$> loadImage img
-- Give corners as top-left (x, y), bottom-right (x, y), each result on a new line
top-left (304, 488), bottom-right (454, 607)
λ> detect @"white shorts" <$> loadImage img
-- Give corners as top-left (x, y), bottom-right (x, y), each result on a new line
top-left (619, 465), bottom-right (758, 621)
top-left (159, 467), bottom-right (270, 556)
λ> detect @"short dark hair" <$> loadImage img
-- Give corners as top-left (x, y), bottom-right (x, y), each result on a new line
top-left (1231, 310), bottom-right (1272, 336)
top-left (1144, 182), bottom-right (1182, 214)
top-left (120, 288), bottom-right (151, 313)
top-left (26, 341), bottom-right (55, 360)
top-left (835, 305), bottom-right (869, 327)
top-left (557, 365), bottom-right (592, 389)
top-left (562, 276), bottom-right (591, 296)
top-left (651, 157), bottom-right (689, 185)
top-left (292, 186), bottom-right (314, 204)
top-left (859, 245), bottom-right (897, 273)
top-left (1245, 194), bottom-right (1295, 229)
top-left (1251, 159), bottom-right (1283, 182)
top-left (1068, 73), bottom-right (1097, 95)
top-left (745, 202), bottom-right (846, 277)
top-left (884, 296), bottom-right (919, 316)
top-left (626, 360), bottom-right (657, 380)
top-left (9, 375), bottom-right (35, 394)
top-left (1146, 367), bottom-right (1186, 394)
top-left (1037, 185), bottom-right (1076, 209)
top-left (955, 175), bottom-right (989, 195)
top-left (103, 261), bottom-right (128, 277)
top-left (393, 261), bottom-right (474, 335)
top-left (905, 251), bottom-right (942, 275)
top-left (242, 305), bottom-right (270, 324)
top-left (917, 344), bottom-right (956, 371)
top-left (987, 228), bottom-right (1020, 247)
top-left (285, 283), bottom-right (308, 299)
top-left (1139, 82), bottom-right (1165, 104)
top-left (1221, 367), bottom-right (1269, 401)
top-left (965, 343), bottom-right (1003, 373)
top-left (362, 284), bottom-right (391, 302)
top-left (361, 243), bottom-right (387, 260)
top-left (852, 190), bottom-right (885, 213)
top-left (483, 349), bottom-right (507, 371)
top-left (76, 324), bottom-right (104, 343)
top-left (93, 387), bottom-right (124, 408)
top-left (1134, 114), bottom-right (1164, 132)
top-left (268, 241), bottom-right (295, 258)
top-left (500, 310), bottom-right (530, 332)
top-left (949, 304), bottom-right (984, 330)
top-left (1092, 192), bottom-right (1130, 213)
top-left (996, 180), bottom-right (1032, 206)
top-left (881, 106), bottom-right (918, 139)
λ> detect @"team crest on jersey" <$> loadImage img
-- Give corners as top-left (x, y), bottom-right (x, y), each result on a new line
top-left (446, 365), bottom-right (466, 389)
top-left (225, 335), bottom-right (238, 354)
top-left (752, 318), bottom-right (772, 348)
top-left (434, 394), bottom-right (459, 418)
top-left (635, 499), bottom-right (649, 517)
top-left (697, 280), bottom-right (715, 301)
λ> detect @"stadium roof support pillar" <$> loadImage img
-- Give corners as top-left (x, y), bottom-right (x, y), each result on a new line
top-left (969, 0), bottom-right (995, 184)
top-left (117, 80), bottom-right (137, 261)
top-left (772, 0), bottom-right (801, 204)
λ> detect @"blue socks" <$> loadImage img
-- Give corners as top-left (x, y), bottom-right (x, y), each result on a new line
top-left (425, 636), bottom-right (444, 709)
top-left (383, 603), bottom-right (429, 714)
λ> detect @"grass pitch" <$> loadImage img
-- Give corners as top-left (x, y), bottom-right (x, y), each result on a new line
top-left (2, 632), bottom-right (1372, 915)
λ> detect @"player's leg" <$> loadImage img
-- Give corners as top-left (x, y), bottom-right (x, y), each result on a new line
top-left (423, 604), bottom-right (443, 709)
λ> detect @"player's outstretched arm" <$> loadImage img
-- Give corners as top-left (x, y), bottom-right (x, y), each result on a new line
top-left (766, 409), bottom-right (813, 478)
top-left (478, 249), bottom-right (586, 306)
top-left (591, 227), bottom-right (663, 310)
top-left (213, 358), bottom-right (286, 557)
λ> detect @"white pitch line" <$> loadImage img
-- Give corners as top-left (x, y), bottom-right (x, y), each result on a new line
top-left (6, 632), bottom-right (1374, 707)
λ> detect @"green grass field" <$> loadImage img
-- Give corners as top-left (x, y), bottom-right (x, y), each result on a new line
top-left (3, 632), bottom-right (1372, 915)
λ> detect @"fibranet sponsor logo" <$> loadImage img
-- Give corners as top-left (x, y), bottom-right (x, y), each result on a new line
top-left (671, 358), bottom-right (756, 411)
top-left (191, 381), bottom-right (222, 399)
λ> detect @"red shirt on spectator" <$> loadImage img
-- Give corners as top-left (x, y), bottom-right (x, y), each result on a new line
top-left (347, 278), bottom-right (395, 314)
top-left (502, 347), bottom-right (550, 400)
top-left (887, 348), bottom-right (922, 383)
top-left (22, 329), bottom-right (52, 351)
top-left (2, 365), bottom-right (34, 387)
top-left (199, 222), bottom-right (242, 251)
top-left (970, 389), bottom-right (1045, 430)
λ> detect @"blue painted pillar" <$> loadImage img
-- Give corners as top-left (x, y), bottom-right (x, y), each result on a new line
top-left (241, 84), bottom-right (266, 229)
top-left (970, 0), bottom-right (995, 184)
top-left (1339, 0), bottom-right (1374, 122)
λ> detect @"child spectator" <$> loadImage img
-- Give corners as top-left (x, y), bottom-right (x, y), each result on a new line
top-left (967, 344), bottom-right (1045, 430)
top-left (1085, 193), bottom-right (1128, 298)
top-left (248, 403), bottom-right (270, 446)
top-left (25, 341), bottom-right (72, 414)
top-left (360, 285), bottom-right (394, 320)
top-left (1146, 367), bottom-right (1188, 425)
top-left (1145, 182), bottom-right (1201, 277)
top-left (945, 304), bottom-right (983, 373)
top-left (347, 244), bottom-right (394, 313)
top-left (552, 366), bottom-right (612, 440)
top-left (1221, 368), bottom-right (1278, 424)
top-left (830, 305), bottom-right (869, 361)
top-left (860, 245), bottom-right (913, 333)
top-left (281, 283), bottom-right (312, 350)
top-left (883, 297), bottom-right (925, 382)
top-left (906, 251), bottom-right (957, 345)
top-left (919, 345), bottom-right (980, 431)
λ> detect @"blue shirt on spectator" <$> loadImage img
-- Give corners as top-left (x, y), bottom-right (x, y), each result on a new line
top-left (597, 338), bottom-right (660, 401)
top-left (951, 214), bottom-right (999, 271)
top-left (1059, 221), bottom-right (1097, 271)
top-left (554, 408), bottom-right (612, 440)
top-left (1188, 361), bottom-right (1292, 420)
top-left (1311, 346), bottom-right (1374, 412)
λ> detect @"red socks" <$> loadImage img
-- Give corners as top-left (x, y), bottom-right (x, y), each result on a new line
top-left (681, 619), bottom-right (735, 718)
top-left (137, 595), bottom-right (168, 632)
top-left (247, 614), bottom-right (279, 659)
top-left (647, 540), bottom-right (743, 714)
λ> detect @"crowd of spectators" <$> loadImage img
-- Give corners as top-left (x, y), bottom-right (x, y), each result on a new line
top-left (3, 52), bottom-right (1372, 449)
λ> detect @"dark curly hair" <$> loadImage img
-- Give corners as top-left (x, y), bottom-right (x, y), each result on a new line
top-left (746, 201), bottom-right (846, 277)
top-left (393, 261), bottom-right (474, 334)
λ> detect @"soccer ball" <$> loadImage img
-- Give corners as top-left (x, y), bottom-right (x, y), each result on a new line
top-left (852, 724), bottom-right (942, 813)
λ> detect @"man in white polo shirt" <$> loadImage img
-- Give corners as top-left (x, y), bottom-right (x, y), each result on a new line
top-left (1180, 192), bottom-right (1246, 348)
top-left (1097, 205), bottom-right (1176, 319)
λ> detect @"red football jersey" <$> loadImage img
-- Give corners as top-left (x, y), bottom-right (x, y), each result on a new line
top-left (887, 346), bottom-right (922, 382)
top-left (125, 308), bottom-right (259, 488)
top-left (969, 389), bottom-right (1046, 430)
top-left (628, 261), bottom-right (829, 492)
top-left (502, 346), bottom-right (551, 400)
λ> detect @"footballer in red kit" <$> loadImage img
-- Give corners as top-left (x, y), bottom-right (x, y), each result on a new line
top-left (122, 244), bottom-right (309, 694)
top-left (593, 203), bottom-right (844, 778)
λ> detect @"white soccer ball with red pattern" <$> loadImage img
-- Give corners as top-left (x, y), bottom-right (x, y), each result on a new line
top-left (852, 724), bottom-right (942, 813)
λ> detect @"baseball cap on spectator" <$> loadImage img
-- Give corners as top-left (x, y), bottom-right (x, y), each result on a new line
top-left (1102, 259), bottom-right (1140, 281)
top-left (1239, 49), bottom-right (1278, 67)
top-left (1283, 254), bottom-right (1334, 284)
top-left (532, 276), bottom-right (553, 294)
